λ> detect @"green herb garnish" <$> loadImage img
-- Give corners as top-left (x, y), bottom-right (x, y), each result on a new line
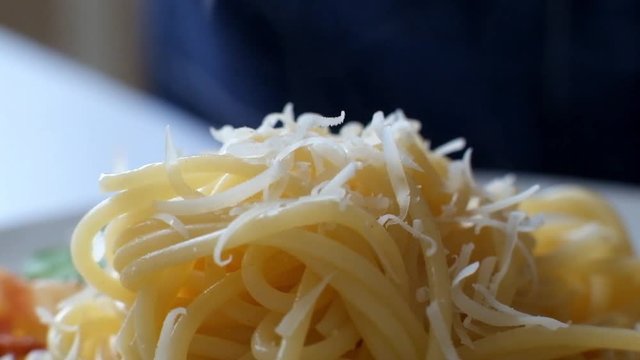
top-left (23, 247), bottom-right (81, 282)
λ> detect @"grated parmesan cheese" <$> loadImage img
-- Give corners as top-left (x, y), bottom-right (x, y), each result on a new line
top-left (319, 162), bottom-right (361, 197)
top-left (489, 211), bottom-right (527, 295)
top-left (475, 185), bottom-right (540, 215)
top-left (378, 214), bottom-right (437, 256)
top-left (452, 262), bottom-right (566, 330)
top-left (379, 121), bottom-right (411, 220)
top-left (434, 137), bottom-right (466, 157)
top-left (156, 163), bottom-right (286, 216)
top-left (449, 243), bottom-right (475, 276)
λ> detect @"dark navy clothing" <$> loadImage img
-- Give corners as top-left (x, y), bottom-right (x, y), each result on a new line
top-left (146, 0), bottom-right (640, 183)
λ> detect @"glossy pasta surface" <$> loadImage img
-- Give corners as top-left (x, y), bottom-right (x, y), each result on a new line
top-left (43, 106), bottom-right (640, 360)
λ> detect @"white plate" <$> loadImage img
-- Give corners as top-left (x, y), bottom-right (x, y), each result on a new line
top-left (1, 171), bottom-right (638, 273)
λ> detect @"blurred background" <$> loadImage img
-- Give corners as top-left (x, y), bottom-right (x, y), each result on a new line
top-left (2, 1), bottom-right (639, 183)
top-left (1, 1), bottom-right (639, 260)
top-left (0, 0), bottom-right (144, 87)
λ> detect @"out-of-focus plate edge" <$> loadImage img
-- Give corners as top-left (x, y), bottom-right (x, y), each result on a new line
top-left (477, 170), bottom-right (640, 251)
top-left (0, 212), bottom-right (83, 272)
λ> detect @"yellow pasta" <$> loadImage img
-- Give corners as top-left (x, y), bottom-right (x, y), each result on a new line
top-left (41, 105), bottom-right (640, 360)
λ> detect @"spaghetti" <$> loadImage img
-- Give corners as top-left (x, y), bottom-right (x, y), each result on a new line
top-left (41, 105), bottom-right (640, 359)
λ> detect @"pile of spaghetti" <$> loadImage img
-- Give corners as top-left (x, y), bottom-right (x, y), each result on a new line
top-left (42, 106), bottom-right (640, 360)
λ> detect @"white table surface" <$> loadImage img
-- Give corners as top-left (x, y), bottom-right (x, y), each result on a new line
top-left (0, 27), bottom-right (217, 232)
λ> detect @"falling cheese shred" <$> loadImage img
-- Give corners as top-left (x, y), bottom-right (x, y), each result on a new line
top-left (433, 137), bottom-right (466, 156)
top-left (379, 118), bottom-right (411, 220)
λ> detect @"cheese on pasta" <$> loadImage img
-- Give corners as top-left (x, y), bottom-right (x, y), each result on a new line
top-left (42, 105), bottom-right (640, 360)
